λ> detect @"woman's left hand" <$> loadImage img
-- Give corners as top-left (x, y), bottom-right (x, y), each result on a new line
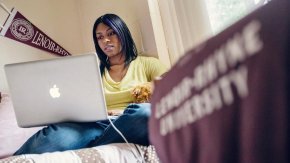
top-left (131, 82), bottom-right (153, 103)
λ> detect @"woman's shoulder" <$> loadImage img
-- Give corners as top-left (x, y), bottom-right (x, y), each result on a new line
top-left (136, 55), bottom-right (160, 64)
top-left (135, 55), bottom-right (168, 79)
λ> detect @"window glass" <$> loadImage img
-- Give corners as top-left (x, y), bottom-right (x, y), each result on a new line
top-left (205, 0), bottom-right (270, 34)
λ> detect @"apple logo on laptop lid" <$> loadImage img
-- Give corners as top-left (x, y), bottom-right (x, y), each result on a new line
top-left (49, 85), bottom-right (61, 98)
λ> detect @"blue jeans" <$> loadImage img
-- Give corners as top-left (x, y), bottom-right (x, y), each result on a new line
top-left (14, 103), bottom-right (151, 155)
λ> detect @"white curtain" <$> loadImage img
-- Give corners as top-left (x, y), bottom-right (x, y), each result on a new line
top-left (148, 0), bottom-right (212, 65)
top-left (147, 0), bottom-right (267, 65)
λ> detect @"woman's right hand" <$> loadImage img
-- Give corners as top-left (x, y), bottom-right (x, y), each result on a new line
top-left (108, 109), bottom-right (123, 116)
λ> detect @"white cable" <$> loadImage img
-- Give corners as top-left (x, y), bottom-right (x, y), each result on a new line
top-left (108, 117), bottom-right (145, 163)
top-left (108, 118), bottom-right (129, 143)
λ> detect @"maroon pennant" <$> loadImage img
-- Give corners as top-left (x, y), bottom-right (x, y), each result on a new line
top-left (0, 8), bottom-right (71, 56)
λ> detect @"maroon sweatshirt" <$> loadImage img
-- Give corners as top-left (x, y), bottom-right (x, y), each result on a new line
top-left (149, 0), bottom-right (290, 162)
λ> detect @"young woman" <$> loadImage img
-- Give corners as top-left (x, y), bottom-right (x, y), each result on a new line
top-left (14, 13), bottom-right (167, 155)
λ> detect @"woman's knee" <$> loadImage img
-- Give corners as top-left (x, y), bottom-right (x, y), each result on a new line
top-left (117, 103), bottom-right (151, 128)
top-left (43, 122), bottom-right (103, 148)
top-left (41, 123), bottom-right (83, 148)
top-left (124, 103), bottom-right (151, 118)
top-left (15, 122), bottom-right (103, 154)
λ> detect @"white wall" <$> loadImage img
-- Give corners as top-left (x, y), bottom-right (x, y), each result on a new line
top-left (133, 0), bottom-right (158, 56)
top-left (0, 0), bottom-right (84, 93)
top-left (77, 0), bottom-right (157, 57)
top-left (78, 0), bottom-right (138, 54)
top-left (0, 0), bottom-right (158, 93)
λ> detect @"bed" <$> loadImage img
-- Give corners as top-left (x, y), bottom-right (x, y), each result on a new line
top-left (0, 93), bottom-right (160, 162)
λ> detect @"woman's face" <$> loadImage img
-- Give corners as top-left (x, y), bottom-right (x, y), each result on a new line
top-left (95, 23), bottom-right (122, 58)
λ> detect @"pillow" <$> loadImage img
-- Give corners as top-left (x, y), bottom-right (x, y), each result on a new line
top-left (0, 93), bottom-right (42, 158)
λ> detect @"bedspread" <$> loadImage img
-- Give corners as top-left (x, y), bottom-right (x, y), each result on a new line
top-left (0, 143), bottom-right (159, 163)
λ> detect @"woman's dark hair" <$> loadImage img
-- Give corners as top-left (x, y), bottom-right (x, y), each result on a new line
top-left (93, 13), bottom-right (138, 75)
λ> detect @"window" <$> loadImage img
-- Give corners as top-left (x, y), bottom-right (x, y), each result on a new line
top-left (205, 0), bottom-right (271, 34)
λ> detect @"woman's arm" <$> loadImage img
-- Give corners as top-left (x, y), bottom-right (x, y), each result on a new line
top-left (131, 57), bottom-right (168, 103)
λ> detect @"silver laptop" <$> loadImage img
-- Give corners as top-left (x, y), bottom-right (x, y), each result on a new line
top-left (4, 54), bottom-right (108, 128)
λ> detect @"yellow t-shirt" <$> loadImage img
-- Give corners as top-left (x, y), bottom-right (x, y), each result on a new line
top-left (102, 56), bottom-right (168, 110)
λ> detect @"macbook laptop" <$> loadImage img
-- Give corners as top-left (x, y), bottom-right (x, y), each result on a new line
top-left (4, 54), bottom-right (108, 127)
